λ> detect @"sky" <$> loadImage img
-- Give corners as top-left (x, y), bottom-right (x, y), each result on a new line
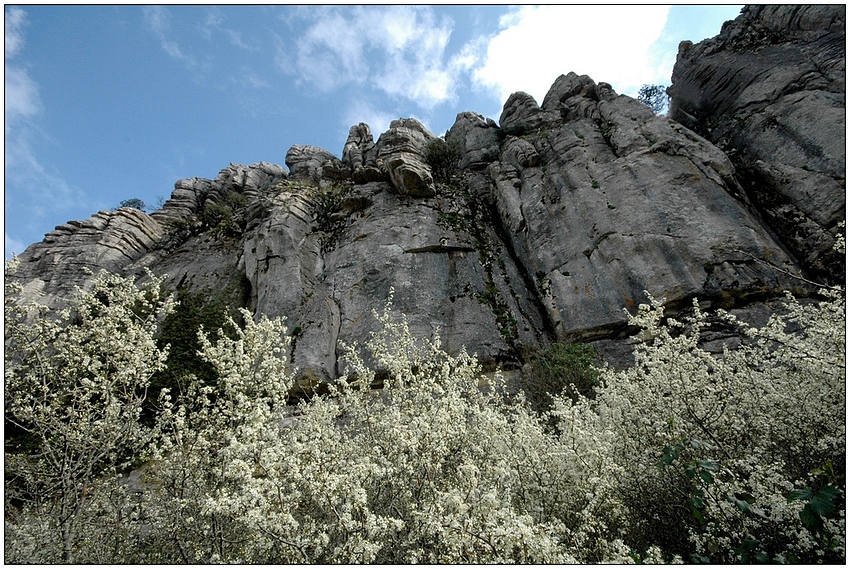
top-left (4, 4), bottom-right (743, 258)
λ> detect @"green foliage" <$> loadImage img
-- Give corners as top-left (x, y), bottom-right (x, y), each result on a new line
top-left (521, 342), bottom-right (599, 414)
top-left (787, 460), bottom-right (844, 538)
top-left (198, 190), bottom-right (248, 237)
top-left (117, 197), bottom-right (148, 211)
top-left (497, 124), bottom-right (532, 140)
top-left (309, 181), bottom-right (354, 251)
top-left (424, 137), bottom-right (460, 184)
top-left (637, 84), bottom-right (669, 115)
top-left (148, 287), bottom-right (240, 405)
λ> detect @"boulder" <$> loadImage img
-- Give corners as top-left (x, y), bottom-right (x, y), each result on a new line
top-left (375, 118), bottom-right (439, 197)
top-left (499, 91), bottom-right (558, 133)
top-left (285, 144), bottom-right (339, 183)
top-left (446, 111), bottom-right (500, 170)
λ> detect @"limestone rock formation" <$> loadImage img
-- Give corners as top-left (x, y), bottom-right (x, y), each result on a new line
top-left (9, 5), bottom-right (843, 386)
top-left (13, 208), bottom-right (164, 301)
top-left (669, 4), bottom-right (846, 283)
top-left (375, 118), bottom-right (439, 197)
top-left (485, 72), bottom-right (802, 342)
top-left (285, 145), bottom-right (340, 183)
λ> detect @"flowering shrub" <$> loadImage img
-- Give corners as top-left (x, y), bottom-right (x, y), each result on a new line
top-left (4, 264), bottom-right (174, 563)
top-left (4, 260), bottom-right (844, 563)
top-left (552, 289), bottom-right (845, 562)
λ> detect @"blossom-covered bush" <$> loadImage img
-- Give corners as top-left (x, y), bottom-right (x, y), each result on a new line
top-left (140, 293), bottom-right (641, 563)
top-left (552, 289), bottom-right (845, 563)
top-left (5, 261), bottom-right (845, 563)
top-left (4, 265), bottom-right (174, 563)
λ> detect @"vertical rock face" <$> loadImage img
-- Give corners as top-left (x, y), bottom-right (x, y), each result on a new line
top-left (9, 6), bottom-right (843, 383)
top-left (669, 4), bottom-right (846, 283)
top-left (476, 72), bottom-right (802, 341)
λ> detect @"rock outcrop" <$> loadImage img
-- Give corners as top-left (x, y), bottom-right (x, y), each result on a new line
top-left (13, 207), bottom-right (164, 301)
top-left (462, 71), bottom-right (803, 342)
top-left (9, 5), bottom-right (843, 385)
top-left (669, 4), bottom-right (846, 283)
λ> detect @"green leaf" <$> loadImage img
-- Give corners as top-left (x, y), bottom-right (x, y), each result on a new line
top-left (691, 507), bottom-right (705, 524)
top-left (685, 464), bottom-right (696, 479)
top-left (800, 504), bottom-right (825, 533)
top-left (787, 487), bottom-right (813, 502)
top-left (699, 469), bottom-right (715, 485)
top-left (696, 459), bottom-right (719, 471)
top-left (727, 493), bottom-right (752, 514)
top-left (689, 495), bottom-right (705, 510)
top-left (809, 485), bottom-right (840, 518)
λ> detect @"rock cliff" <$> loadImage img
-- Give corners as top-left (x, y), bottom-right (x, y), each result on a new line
top-left (669, 4), bottom-right (845, 283)
top-left (10, 5), bottom-right (844, 383)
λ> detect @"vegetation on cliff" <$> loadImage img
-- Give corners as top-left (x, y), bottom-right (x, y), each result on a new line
top-left (5, 258), bottom-right (844, 564)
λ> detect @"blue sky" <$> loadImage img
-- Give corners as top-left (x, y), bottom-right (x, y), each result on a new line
top-left (4, 4), bottom-right (743, 257)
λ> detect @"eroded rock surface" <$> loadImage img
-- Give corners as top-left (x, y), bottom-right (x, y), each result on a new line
top-left (12, 208), bottom-right (164, 301)
top-left (669, 4), bottom-right (846, 283)
top-left (486, 72), bottom-right (803, 341)
top-left (10, 7), bottom-right (843, 385)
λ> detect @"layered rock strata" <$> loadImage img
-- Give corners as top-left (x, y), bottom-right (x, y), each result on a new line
top-left (10, 5), bottom-right (842, 383)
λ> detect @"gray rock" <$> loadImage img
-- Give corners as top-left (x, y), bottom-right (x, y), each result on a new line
top-left (669, 4), bottom-right (845, 283)
top-left (285, 144), bottom-right (339, 183)
top-left (375, 118), bottom-right (439, 197)
top-left (342, 123), bottom-right (377, 171)
top-left (11, 26), bottom-right (840, 388)
top-left (12, 208), bottom-right (164, 303)
top-left (447, 111), bottom-right (500, 170)
top-left (499, 92), bottom-right (557, 133)
top-left (488, 75), bottom-right (806, 341)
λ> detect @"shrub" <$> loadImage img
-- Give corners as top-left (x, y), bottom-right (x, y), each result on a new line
top-left (4, 256), bottom-right (844, 564)
top-left (198, 191), bottom-right (247, 237)
top-left (552, 289), bottom-right (846, 562)
top-left (117, 198), bottom-right (148, 211)
top-left (637, 84), bottom-right (669, 115)
top-left (520, 342), bottom-right (600, 414)
top-left (4, 265), bottom-right (174, 563)
top-left (424, 138), bottom-right (460, 184)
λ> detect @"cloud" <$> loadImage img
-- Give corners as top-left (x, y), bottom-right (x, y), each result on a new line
top-left (143, 6), bottom-right (200, 70)
top-left (201, 8), bottom-right (251, 50)
top-left (472, 5), bottom-right (671, 104)
top-left (5, 232), bottom-right (25, 259)
top-left (281, 6), bottom-right (462, 109)
top-left (4, 7), bottom-right (89, 239)
top-left (5, 6), bottom-right (27, 57)
top-left (5, 7), bottom-right (41, 124)
top-left (342, 100), bottom-right (396, 142)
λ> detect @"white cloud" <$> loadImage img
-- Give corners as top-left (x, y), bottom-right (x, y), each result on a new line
top-left (472, 5), bottom-right (671, 105)
top-left (5, 8), bottom-right (41, 124)
top-left (342, 100), bottom-right (396, 142)
top-left (5, 7), bottom-right (27, 57)
top-left (5, 65), bottom-right (41, 123)
top-left (5, 231), bottom-right (25, 259)
top-left (143, 6), bottom-right (199, 70)
top-left (282, 6), bottom-right (462, 109)
top-left (201, 8), bottom-right (251, 50)
top-left (4, 7), bottom-right (89, 237)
